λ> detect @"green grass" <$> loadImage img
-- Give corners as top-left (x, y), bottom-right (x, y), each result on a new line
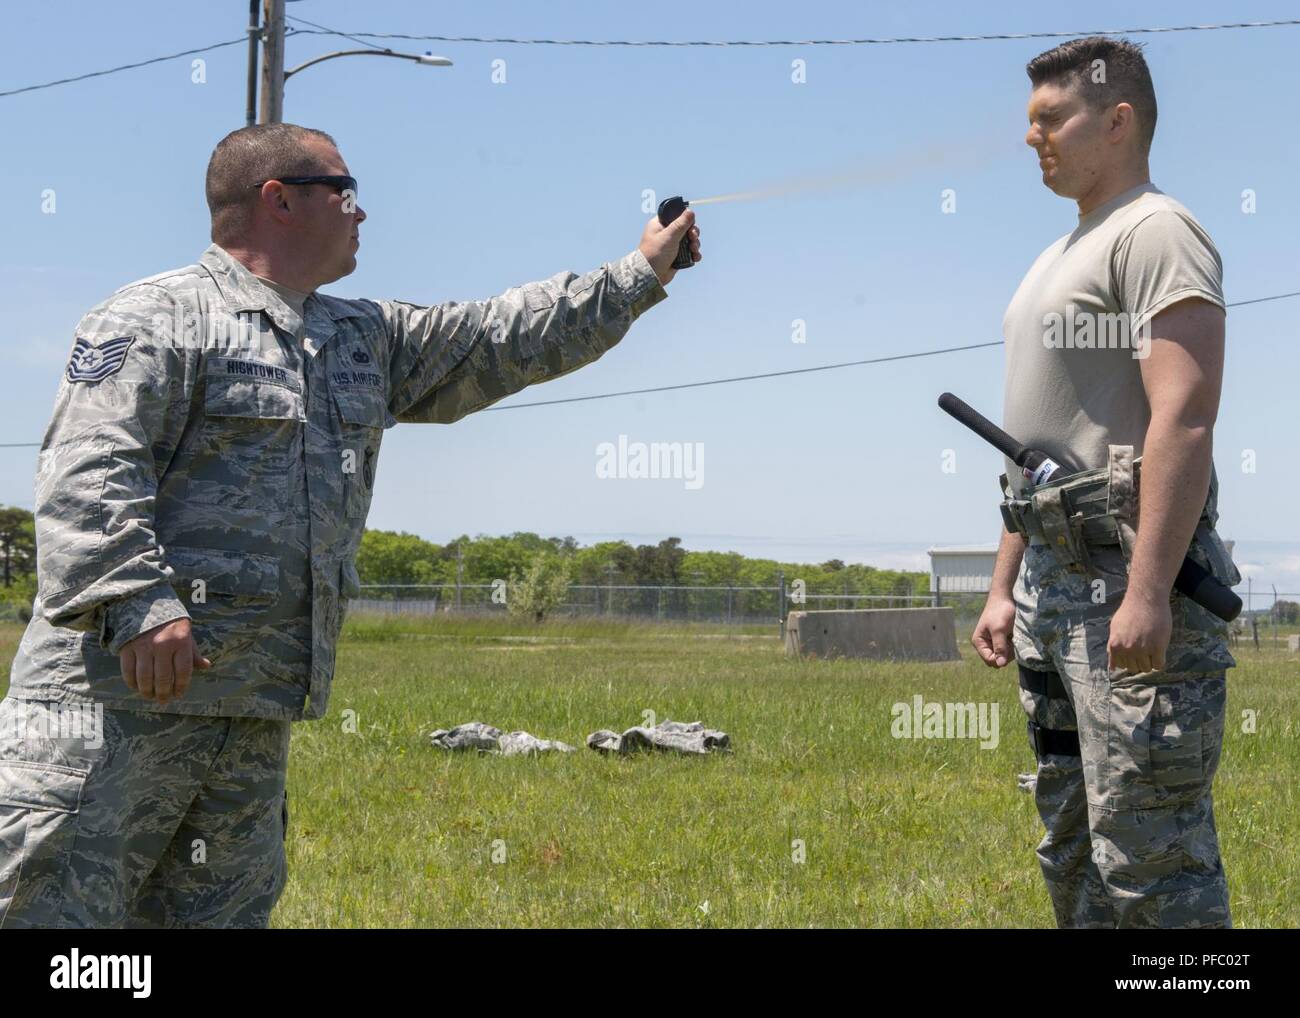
top-left (1, 615), bottom-right (1295, 927)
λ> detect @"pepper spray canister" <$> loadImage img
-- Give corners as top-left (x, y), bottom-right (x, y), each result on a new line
top-left (656, 196), bottom-right (695, 270)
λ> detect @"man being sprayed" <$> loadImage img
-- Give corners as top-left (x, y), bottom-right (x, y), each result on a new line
top-left (971, 38), bottom-right (1238, 928)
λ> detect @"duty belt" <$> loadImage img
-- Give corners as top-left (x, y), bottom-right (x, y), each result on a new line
top-left (1000, 446), bottom-right (1144, 573)
top-left (1000, 445), bottom-right (1238, 602)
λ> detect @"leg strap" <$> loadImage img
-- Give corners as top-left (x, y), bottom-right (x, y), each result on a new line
top-left (1019, 665), bottom-right (1081, 759)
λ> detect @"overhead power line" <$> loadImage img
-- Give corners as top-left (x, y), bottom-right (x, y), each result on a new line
top-left (482, 290), bottom-right (1300, 410)
top-left (4, 16), bottom-right (1298, 99)
top-left (282, 13), bottom-right (389, 53)
top-left (0, 31), bottom-right (304, 99)
top-left (284, 18), bottom-right (1300, 47)
top-left (2, 289), bottom-right (1296, 448)
top-left (483, 341), bottom-right (1004, 410)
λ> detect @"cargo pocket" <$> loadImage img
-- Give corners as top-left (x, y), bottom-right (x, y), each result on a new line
top-left (1103, 679), bottom-right (1217, 812)
top-left (1148, 716), bottom-right (1203, 801)
top-left (0, 760), bottom-right (88, 928)
top-left (1148, 679), bottom-right (1222, 804)
top-left (1101, 680), bottom-right (1155, 811)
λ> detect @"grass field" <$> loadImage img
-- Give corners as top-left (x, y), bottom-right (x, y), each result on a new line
top-left (1, 616), bottom-right (1295, 927)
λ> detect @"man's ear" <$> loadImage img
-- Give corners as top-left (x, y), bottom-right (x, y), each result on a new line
top-left (261, 182), bottom-right (294, 225)
top-left (1108, 102), bottom-right (1136, 145)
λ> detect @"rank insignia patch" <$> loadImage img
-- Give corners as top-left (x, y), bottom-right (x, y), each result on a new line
top-left (66, 335), bottom-right (135, 382)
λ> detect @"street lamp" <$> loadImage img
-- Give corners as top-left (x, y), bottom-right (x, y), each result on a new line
top-left (261, 49), bottom-right (452, 124)
top-left (284, 49), bottom-right (452, 82)
top-left (249, 0), bottom-right (454, 126)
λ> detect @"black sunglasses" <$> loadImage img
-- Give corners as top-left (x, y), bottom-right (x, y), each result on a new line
top-left (250, 174), bottom-right (357, 196)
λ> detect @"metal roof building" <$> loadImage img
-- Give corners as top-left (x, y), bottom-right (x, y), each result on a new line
top-left (929, 541), bottom-right (1236, 596)
top-left (928, 546), bottom-right (998, 594)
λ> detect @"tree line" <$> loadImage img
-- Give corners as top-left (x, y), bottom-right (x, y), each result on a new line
top-left (356, 529), bottom-right (929, 597)
top-left (0, 508), bottom-right (932, 618)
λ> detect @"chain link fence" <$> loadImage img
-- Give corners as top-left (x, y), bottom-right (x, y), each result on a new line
top-left (354, 580), bottom-right (936, 625)
top-left (350, 580), bottom-right (1300, 645)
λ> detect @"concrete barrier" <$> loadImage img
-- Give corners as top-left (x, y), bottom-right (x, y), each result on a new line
top-left (784, 607), bottom-right (960, 662)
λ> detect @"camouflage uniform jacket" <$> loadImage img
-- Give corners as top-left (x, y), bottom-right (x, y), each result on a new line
top-left (9, 244), bottom-right (666, 720)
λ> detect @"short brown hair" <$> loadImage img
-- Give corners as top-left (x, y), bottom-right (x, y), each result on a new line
top-left (1026, 37), bottom-right (1157, 153)
top-left (205, 123), bottom-right (337, 246)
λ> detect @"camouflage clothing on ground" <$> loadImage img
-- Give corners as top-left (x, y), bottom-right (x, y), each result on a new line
top-left (429, 722), bottom-right (576, 756)
top-left (587, 719), bottom-right (731, 755)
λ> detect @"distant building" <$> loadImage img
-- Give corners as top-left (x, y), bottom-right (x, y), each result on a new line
top-left (929, 540), bottom-right (1236, 599)
top-left (928, 546), bottom-right (998, 597)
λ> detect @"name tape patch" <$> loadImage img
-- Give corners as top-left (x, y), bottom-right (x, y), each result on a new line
top-left (223, 358), bottom-right (291, 383)
top-left (66, 335), bottom-right (135, 383)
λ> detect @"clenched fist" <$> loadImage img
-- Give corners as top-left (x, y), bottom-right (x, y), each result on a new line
top-left (638, 209), bottom-right (701, 286)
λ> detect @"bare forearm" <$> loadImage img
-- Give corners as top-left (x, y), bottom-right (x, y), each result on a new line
top-left (1126, 415), bottom-right (1213, 604)
top-left (990, 527), bottom-right (1027, 600)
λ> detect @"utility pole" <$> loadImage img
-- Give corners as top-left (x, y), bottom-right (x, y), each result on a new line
top-left (244, 0), bottom-right (260, 127)
top-left (259, 0), bottom-right (286, 124)
top-left (249, 1), bottom-right (449, 125)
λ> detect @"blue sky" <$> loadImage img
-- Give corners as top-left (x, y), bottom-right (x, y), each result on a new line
top-left (2, 1), bottom-right (1297, 601)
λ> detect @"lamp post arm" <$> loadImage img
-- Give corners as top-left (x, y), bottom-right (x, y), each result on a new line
top-left (284, 48), bottom-right (452, 80)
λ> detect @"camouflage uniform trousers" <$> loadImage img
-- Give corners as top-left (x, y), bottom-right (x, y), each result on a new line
top-left (1012, 541), bottom-right (1232, 929)
top-left (0, 696), bottom-right (290, 928)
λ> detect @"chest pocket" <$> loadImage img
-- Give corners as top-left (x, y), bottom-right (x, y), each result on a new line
top-left (189, 373), bottom-right (306, 512)
top-left (333, 390), bottom-right (394, 519)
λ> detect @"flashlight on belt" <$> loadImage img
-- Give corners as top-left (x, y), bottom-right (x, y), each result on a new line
top-left (656, 196), bottom-right (695, 270)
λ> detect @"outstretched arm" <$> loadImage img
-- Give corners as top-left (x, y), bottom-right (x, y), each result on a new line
top-left (384, 212), bottom-right (700, 423)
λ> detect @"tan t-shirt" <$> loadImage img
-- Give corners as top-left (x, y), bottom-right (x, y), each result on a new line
top-left (1001, 182), bottom-right (1224, 495)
